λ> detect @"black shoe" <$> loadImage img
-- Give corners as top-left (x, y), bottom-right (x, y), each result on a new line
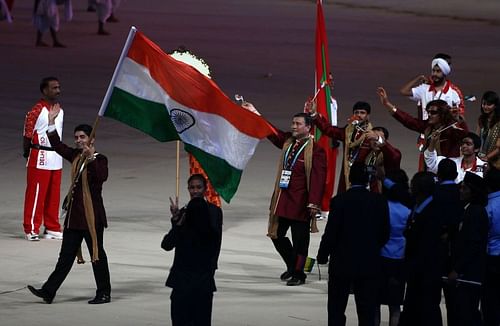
top-left (280, 271), bottom-right (293, 281)
top-left (53, 42), bottom-right (66, 48)
top-left (88, 294), bottom-right (111, 304)
top-left (27, 285), bottom-right (53, 304)
top-left (286, 277), bottom-right (305, 286)
top-left (97, 29), bottom-right (110, 36)
top-left (35, 41), bottom-right (49, 47)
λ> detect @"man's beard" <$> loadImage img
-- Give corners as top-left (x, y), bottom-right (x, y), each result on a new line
top-left (432, 76), bottom-right (445, 85)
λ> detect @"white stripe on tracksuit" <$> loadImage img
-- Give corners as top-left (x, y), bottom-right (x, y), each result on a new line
top-left (30, 183), bottom-right (40, 234)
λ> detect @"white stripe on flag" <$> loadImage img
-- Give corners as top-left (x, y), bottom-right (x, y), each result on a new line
top-left (115, 58), bottom-right (259, 170)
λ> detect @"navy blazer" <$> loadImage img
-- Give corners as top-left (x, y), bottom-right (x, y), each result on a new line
top-left (162, 198), bottom-right (223, 293)
top-left (317, 186), bottom-right (390, 277)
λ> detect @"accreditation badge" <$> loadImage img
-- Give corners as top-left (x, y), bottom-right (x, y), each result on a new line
top-left (279, 170), bottom-right (292, 189)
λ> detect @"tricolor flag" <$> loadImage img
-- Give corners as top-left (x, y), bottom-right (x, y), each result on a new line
top-left (314, 0), bottom-right (338, 211)
top-left (99, 27), bottom-right (275, 203)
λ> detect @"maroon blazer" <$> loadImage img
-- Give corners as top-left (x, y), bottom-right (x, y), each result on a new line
top-left (313, 114), bottom-right (365, 193)
top-left (48, 132), bottom-right (108, 230)
top-left (268, 129), bottom-right (326, 222)
top-left (314, 114), bottom-right (346, 142)
top-left (357, 140), bottom-right (402, 172)
top-left (392, 109), bottom-right (468, 157)
top-left (357, 140), bottom-right (401, 193)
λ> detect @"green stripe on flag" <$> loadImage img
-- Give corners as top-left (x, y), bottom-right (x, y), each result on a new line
top-left (315, 45), bottom-right (332, 142)
top-left (321, 46), bottom-right (332, 122)
top-left (105, 87), bottom-right (180, 142)
top-left (184, 143), bottom-right (243, 203)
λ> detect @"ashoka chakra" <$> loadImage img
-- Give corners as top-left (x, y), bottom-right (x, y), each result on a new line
top-left (170, 109), bottom-right (195, 134)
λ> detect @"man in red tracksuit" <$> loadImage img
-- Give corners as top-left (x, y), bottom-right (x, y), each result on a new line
top-left (23, 76), bottom-right (64, 241)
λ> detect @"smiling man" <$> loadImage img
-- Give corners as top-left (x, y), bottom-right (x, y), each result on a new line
top-left (266, 112), bottom-right (326, 286)
top-left (400, 53), bottom-right (465, 120)
top-left (28, 105), bottom-right (111, 305)
top-left (424, 132), bottom-right (487, 182)
top-left (161, 174), bottom-right (223, 326)
top-left (310, 101), bottom-right (373, 193)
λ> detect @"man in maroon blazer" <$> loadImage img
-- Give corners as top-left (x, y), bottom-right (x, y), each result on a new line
top-left (28, 105), bottom-right (111, 305)
top-left (356, 126), bottom-right (402, 193)
top-left (267, 112), bottom-right (326, 286)
top-left (310, 101), bottom-right (373, 194)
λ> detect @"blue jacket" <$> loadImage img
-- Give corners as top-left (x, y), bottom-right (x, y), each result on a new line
top-left (381, 201), bottom-right (411, 259)
top-left (487, 191), bottom-right (500, 256)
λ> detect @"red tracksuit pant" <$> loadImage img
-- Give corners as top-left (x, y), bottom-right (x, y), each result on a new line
top-left (23, 167), bottom-right (62, 235)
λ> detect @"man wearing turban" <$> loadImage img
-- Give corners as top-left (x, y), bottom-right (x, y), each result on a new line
top-left (400, 53), bottom-right (465, 121)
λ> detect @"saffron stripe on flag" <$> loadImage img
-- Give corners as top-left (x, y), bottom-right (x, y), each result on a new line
top-left (99, 29), bottom-right (276, 202)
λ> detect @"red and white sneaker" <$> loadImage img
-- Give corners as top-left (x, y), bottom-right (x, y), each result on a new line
top-left (25, 232), bottom-right (40, 241)
top-left (44, 230), bottom-right (63, 240)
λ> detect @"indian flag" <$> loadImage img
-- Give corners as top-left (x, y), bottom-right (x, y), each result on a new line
top-left (99, 27), bottom-right (275, 202)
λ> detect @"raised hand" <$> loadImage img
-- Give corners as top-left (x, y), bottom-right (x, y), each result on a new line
top-left (416, 74), bottom-right (430, 85)
top-left (241, 102), bottom-right (261, 116)
top-left (169, 196), bottom-right (179, 217)
top-left (48, 103), bottom-right (61, 124)
top-left (376, 87), bottom-right (395, 111)
top-left (376, 87), bottom-right (389, 105)
top-left (82, 143), bottom-right (95, 160)
top-left (364, 130), bottom-right (378, 141)
top-left (304, 99), bottom-right (317, 116)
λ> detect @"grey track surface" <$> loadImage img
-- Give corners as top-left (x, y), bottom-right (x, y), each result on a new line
top-left (1, 0), bottom-right (500, 325)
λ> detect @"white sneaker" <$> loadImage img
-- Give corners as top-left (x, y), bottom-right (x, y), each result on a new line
top-left (25, 232), bottom-right (40, 241)
top-left (317, 211), bottom-right (329, 220)
top-left (44, 230), bottom-right (63, 240)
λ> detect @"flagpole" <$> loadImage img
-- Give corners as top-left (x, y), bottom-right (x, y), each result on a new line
top-left (88, 115), bottom-right (100, 142)
top-left (83, 26), bottom-right (137, 196)
top-left (176, 141), bottom-right (180, 199)
top-left (98, 26), bottom-right (138, 116)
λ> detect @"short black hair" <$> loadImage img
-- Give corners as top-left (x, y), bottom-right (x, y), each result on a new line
top-left (463, 172), bottom-right (487, 206)
top-left (372, 126), bottom-right (389, 140)
top-left (39, 76), bottom-right (59, 93)
top-left (384, 169), bottom-right (412, 207)
top-left (485, 167), bottom-right (500, 193)
top-left (411, 171), bottom-right (436, 198)
top-left (437, 158), bottom-right (458, 181)
top-left (463, 132), bottom-right (481, 150)
top-left (352, 101), bottom-right (371, 114)
top-left (188, 173), bottom-right (207, 188)
top-left (74, 124), bottom-right (93, 137)
top-left (293, 112), bottom-right (313, 127)
top-left (349, 162), bottom-right (369, 185)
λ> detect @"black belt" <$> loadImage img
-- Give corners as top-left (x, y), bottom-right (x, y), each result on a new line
top-left (30, 144), bottom-right (55, 151)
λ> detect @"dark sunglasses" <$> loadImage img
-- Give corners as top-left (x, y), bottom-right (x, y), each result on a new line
top-left (427, 110), bottom-right (439, 116)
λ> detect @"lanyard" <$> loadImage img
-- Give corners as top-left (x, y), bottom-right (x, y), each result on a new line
top-left (283, 140), bottom-right (309, 170)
